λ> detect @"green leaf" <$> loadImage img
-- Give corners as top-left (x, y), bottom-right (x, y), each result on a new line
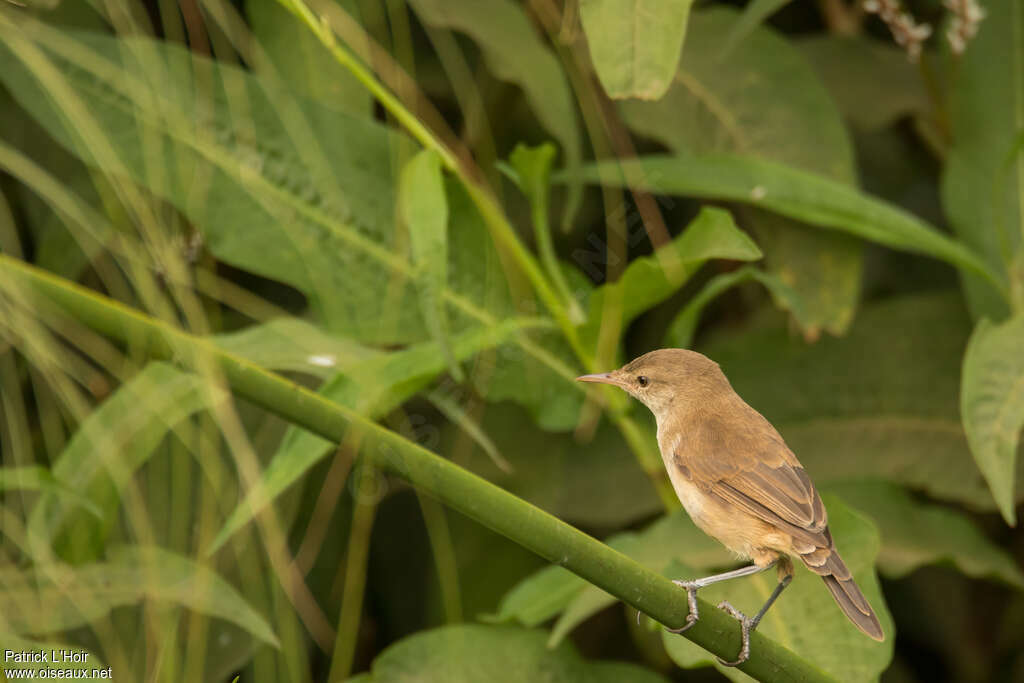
top-left (798, 36), bottom-right (929, 131)
top-left (446, 404), bottom-right (663, 527)
top-left (0, 546), bottom-right (277, 647)
top-left (960, 314), bottom-right (1024, 524)
top-left (664, 265), bottom-right (806, 348)
top-left (209, 318), bottom-right (546, 553)
top-left (941, 0), bottom-right (1023, 319)
top-left (579, 206), bottom-right (761, 349)
top-left (407, 0), bottom-right (583, 227)
top-left (213, 317), bottom-right (376, 379)
top-left (247, 0), bottom-right (371, 116)
top-left (400, 149), bottom-right (461, 380)
top-left (827, 481), bottom-right (1024, 588)
top-left (620, 8), bottom-right (862, 337)
top-left (662, 496), bottom-right (892, 683)
top-left (353, 624), bottom-right (669, 683)
top-left (699, 291), bottom-right (1024, 512)
top-left (27, 363), bottom-right (227, 561)
top-left (579, 0), bottom-right (694, 101)
top-left (561, 154), bottom-right (1001, 286)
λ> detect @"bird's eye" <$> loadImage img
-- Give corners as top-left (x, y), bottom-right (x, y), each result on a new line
top-left (637, 375), bottom-right (649, 387)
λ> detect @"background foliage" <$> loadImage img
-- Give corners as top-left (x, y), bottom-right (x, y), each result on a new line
top-left (0, 0), bottom-right (1022, 681)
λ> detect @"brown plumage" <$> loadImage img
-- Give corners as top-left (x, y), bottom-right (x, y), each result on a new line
top-left (578, 349), bottom-right (883, 648)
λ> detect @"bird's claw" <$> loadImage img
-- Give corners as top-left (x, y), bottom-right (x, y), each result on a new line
top-left (715, 600), bottom-right (754, 667)
top-left (663, 580), bottom-right (700, 634)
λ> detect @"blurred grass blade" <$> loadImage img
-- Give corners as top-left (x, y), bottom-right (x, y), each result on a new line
top-left (559, 154), bottom-right (1004, 290)
top-left (400, 149), bottom-right (461, 381)
top-left (27, 362), bottom-right (228, 561)
top-left (0, 545), bottom-right (278, 647)
top-left (0, 466), bottom-right (101, 519)
top-left (407, 0), bottom-right (583, 228)
top-left (426, 388), bottom-right (511, 473)
top-left (665, 265), bottom-right (805, 348)
top-left (209, 319), bottom-right (546, 553)
top-left (579, 0), bottom-right (694, 100)
top-left (0, 253), bottom-right (838, 681)
top-left (960, 314), bottom-right (1024, 525)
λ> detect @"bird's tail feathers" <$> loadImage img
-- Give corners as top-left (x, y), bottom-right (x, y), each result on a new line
top-left (799, 546), bottom-right (884, 641)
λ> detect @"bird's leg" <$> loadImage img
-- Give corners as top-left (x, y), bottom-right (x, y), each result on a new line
top-left (659, 561), bottom-right (775, 634)
top-left (716, 558), bottom-right (794, 667)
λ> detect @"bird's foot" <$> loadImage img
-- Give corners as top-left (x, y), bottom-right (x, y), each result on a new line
top-left (715, 600), bottom-right (755, 667)
top-left (663, 580), bottom-right (700, 634)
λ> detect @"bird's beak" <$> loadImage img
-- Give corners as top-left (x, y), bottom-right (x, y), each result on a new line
top-left (576, 372), bottom-right (620, 385)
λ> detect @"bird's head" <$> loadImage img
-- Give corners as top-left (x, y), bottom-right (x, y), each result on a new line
top-left (577, 348), bottom-right (727, 418)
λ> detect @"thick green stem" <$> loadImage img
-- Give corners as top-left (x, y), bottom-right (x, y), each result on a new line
top-left (0, 255), bottom-right (835, 683)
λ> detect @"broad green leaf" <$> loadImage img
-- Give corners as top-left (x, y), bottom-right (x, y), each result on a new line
top-left (561, 154), bottom-right (1000, 285)
top-left (664, 265), bottom-right (805, 348)
top-left (620, 8), bottom-right (861, 337)
top-left (0, 546), bottom-right (277, 647)
top-left (408, 0), bottom-right (582, 227)
top-left (960, 314), bottom-right (1024, 524)
top-left (0, 25), bottom-right (415, 341)
top-left (579, 206), bottom-right (762, 349)
top-left (941, 0), bottom-right (1022, 319)
top-left (699, 291), bottom-right (1024, 512)
top-left (662, 496), bottom-right (892, 683)
top-left (27, 362), bottom-right (228, 561)
top-left (798, 36), bottom-right (929, 131)
top-left (827, 481), bottom-right (1024, 588)
top-left (353, 624), bottom-right (668, 683)
top-left (443, 404), bottom-right (662, 527)
top-left (209, 318), bottom-right (547, 553)
top-left (400, 149), bottom-right (460, 380)
top-left (213, 317), bottom-right (376, 379)
top-left (247, 0), bottom-right (371, 116)
top-left (579, 0), bottom-right (694, 100)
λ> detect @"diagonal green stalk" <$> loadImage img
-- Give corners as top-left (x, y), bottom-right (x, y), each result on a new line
top-left (0, 254), bottom-right (836, 683)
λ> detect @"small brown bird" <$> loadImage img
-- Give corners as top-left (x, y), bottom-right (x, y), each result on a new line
top-left (578, 349), bottom-right (883, 666)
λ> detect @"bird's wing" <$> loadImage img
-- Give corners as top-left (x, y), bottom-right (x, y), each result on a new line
top-left (678, 406), bottom-right (829, 549)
